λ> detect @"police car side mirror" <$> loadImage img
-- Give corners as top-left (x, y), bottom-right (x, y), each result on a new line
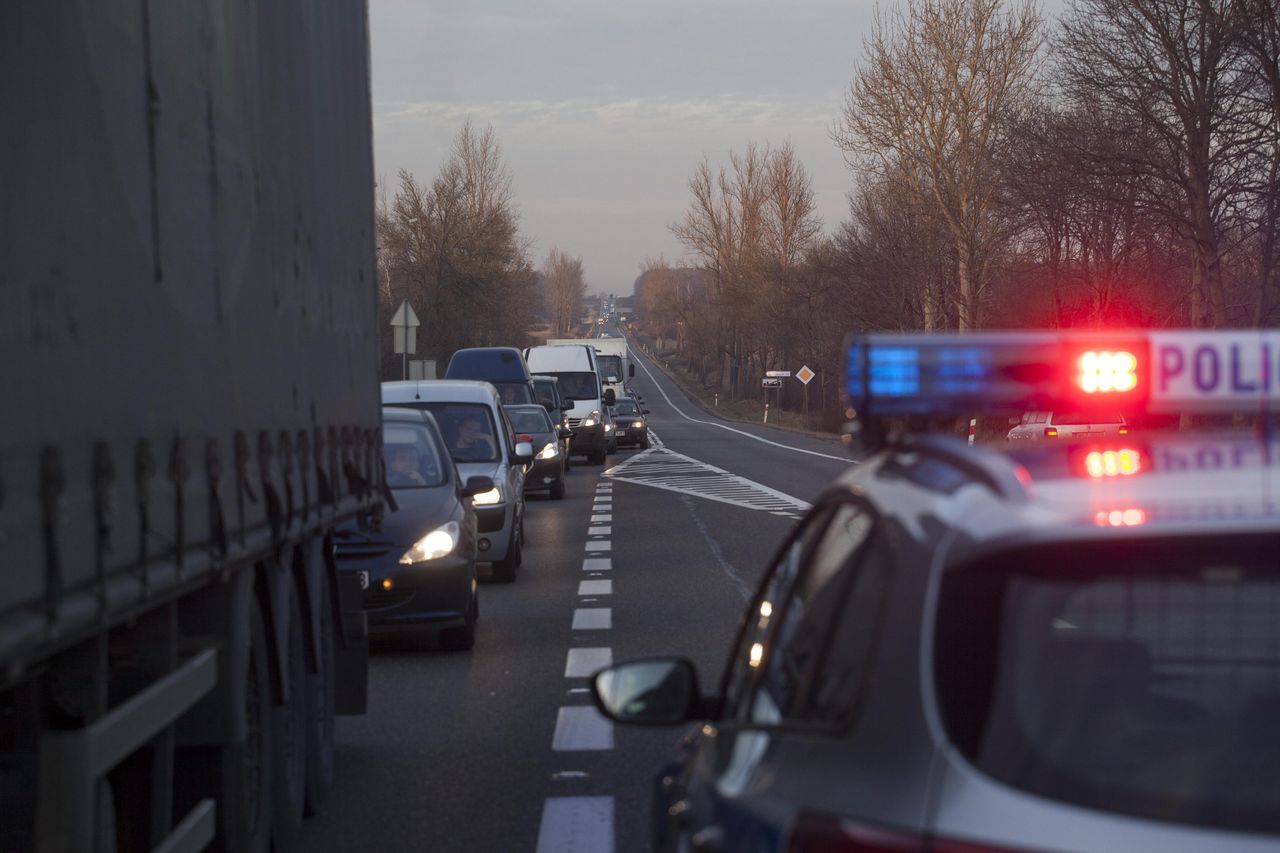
top-left (592, 658), bottom-right (709, 726)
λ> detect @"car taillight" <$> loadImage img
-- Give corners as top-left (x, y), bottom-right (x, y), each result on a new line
top-left (1118, 426), bottom-right (1129, 435)
top-left (784, 813), bottom-right (1029, 853)
top-left (1044, 427), bottom-right (1058, 438)
top-left (517, 433), bottom-right (532, 443)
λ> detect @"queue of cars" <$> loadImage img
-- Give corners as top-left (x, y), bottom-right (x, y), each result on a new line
top-left (592, 330), bottom-right (1280, 852)
top-left (335, 342), bottom-right (646, 651)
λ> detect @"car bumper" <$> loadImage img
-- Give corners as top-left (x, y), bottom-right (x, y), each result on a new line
top-left (524, 457), bottom-right (564, 491)
top-left (339, 552), bottom-right (475, 630)
top-left (569, 424), bottom-right (605, 454)
top-left (474, 504), bottom-right (514, 560)
top-left (614, 424), bottom-right (647, 445)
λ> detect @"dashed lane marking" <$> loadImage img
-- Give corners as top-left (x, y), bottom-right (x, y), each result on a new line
top-left (572, 608), bottom-right (612, 630)
top-left (578, 579), bottom-right (612, 596)
top-left (582, 558), bottom-right (611, 571)
top-left (589, 526), bottom-right (611, 535)
top-left (551, 707), bottom-right (613, 751)
top-left (584, 540), bottom-right (610, 552)
top-left (565, 647), bottom-right (613, 678)
top-left (535, 797), bottom-right (614, 853)
top-left (604, 446), bottom-right (810, 516)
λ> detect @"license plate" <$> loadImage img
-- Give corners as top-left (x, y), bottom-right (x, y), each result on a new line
top-left (615, 429), bottom-right (626, 436)
top-left (358, 570), bottom-right (369, 590)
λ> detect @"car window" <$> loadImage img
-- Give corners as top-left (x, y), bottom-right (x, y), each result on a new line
top-left (1053, 411), bottom-right (1124, 425)
top-left (508, 408), bottom-right (551, 434)
top-left (747, 502), bottom-right (877, 725)
top-left (549, 371), bottom-right (599, 401)
top-left (935, 536), bottom-right (1280, 834)
top-left (612, 400), bottom-right (639, 416)
top-left (497, 383), bottom-right (534, 405)
top-left (382, 422), bottom-right (447, 489)
top-left (413, 403), bottom-right (500, 463)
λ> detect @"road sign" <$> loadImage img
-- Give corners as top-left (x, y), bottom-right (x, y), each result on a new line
top-left (765, 370), bottom-right (791, 378)
top-left (761, 377), bottom-right (782, 388)
top-left (796, 365), bottom-right (815, 385)
top-left (391, 299), bottom-right (420, 355)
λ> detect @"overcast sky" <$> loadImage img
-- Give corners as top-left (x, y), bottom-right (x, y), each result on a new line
top-left (368, 0), bottom-right (881, 295)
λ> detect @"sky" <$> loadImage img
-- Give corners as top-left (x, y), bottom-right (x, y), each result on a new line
top-left (367, 0), bottom-right (878, 296)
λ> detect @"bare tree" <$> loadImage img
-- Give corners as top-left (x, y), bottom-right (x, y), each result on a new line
top-left (835, 0), bottom-right (1043, 329)
top-left (543, 247), bottom-right (586, 336)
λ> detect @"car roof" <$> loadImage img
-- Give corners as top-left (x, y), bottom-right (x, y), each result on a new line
top-left (838, 430), bottom-right (1280, 556)
top-left (381, 380), bottom-right (500, 406)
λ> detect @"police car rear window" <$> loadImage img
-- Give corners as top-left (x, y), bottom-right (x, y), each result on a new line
top-left (934, 537), bottom-right (1280, 835)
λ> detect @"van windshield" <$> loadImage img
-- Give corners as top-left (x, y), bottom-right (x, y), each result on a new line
top-left (935, 537), bottom-right (1280, 834)
top-left (547, 372), bottom-right (598, 401)
top-left (597, 355), bottom-right (623, 383)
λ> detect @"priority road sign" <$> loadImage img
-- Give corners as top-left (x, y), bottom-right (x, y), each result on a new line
top-left (796, 365), bottom-right (815, 385)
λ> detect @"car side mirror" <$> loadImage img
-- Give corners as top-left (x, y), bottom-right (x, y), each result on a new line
top-left (561, 403), bottom-right (573, 412)
top-left (603, 388), bottom-right (616, 406)
top-left (461, 475), bottom-right (495, 498)
top-left (1008, 417), bottom-right (1021, 426)
top-left (643, 409), bottom-right (651, 414)
top-left (558, 427), bottom-right (573, 440)
top-left (629, 364), bottom-right (635, 378)
top-left (592, 658), bottom-right (708, 726)
top-left (513, 440), bottom-right (535, 463)
top-left (543, 401), bottom-right (556, 413)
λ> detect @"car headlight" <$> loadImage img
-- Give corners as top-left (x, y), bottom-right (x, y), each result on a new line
top-left (604, 422), bottom-right (613, 432)
top-left (472, 486), bottom-right (503, 506)
top-left (399, 521), bottom-right (460, 564)
top-left (581, 410), bottom-right (600, 427)
top-left (536, 442), bottom-right (559, 460)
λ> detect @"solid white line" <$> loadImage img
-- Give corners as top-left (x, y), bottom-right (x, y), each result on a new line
top-left (632, 346), bottom-right (848, 461)
top-left (589, 526), bottom-right (611, 535)
top-left (582, 557), bottom-right (612, 571)
top-left (572, 608), bottom-right (612, 630)
top-left (590, 514), bottom-right (612, 522)
top-left (578, 579), bottom-right (612, 596)
top-left (536, 797), bottom-right (614, 853)
top-left (565, 647), bottom-right (613, 678)
top-left (585, 540), bottom-right (610, 552)
top-left (551, 706), bottom-right (614, 751)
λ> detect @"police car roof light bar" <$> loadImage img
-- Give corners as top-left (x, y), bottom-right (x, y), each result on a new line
top-left (846, 329), bottom-right (1280, 423)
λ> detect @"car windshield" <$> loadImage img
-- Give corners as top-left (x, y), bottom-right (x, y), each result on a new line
top-left (549, 371), bottom-right (599, 401)
top-left (382, 423), bottom-right (447, 489)
top-left (494, 382), bottom-right (534, 405)
top-left (507, 408), bottom-right (552, 434)
top-left (935, 537), bottom-right (1280, 834)
top-left (1054, 411), bottom-right (1124, 425)
top-left (409, 403), bottom-right (500, 463)
top-left (612, 400), bottom-right (639, 416)
top-left (532, 381), bottom-right (558, 409)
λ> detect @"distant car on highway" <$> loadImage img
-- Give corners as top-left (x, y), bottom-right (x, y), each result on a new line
top-left (334, 409), bottom-right (493, 650)
top-left (382, 380), bottom-right (534, 582)
top-left (505, 404), bottom-right (568, 499)
top-left (1007, 410), bottom-right (1129, 441)
top-left (608, 396), bottom-right (650, 449)
top-left (593, 330), bottom-right (1280, 853)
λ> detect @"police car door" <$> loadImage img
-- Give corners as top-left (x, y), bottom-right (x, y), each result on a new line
top-left (674, 495), bottom-right (885, 851)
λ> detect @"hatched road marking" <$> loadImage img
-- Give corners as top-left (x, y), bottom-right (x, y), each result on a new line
top-left (604, 446), bottom-right (809, 517)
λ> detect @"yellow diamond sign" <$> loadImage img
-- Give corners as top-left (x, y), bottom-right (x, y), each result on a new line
top-left (796, 365), bottom-right (815, 385)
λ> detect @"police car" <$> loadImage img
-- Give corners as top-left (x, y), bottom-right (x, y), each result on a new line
top-left (591, 330), bottom-right (1280, 853)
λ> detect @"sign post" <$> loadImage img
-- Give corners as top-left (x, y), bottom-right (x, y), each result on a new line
top-left (796, 365), bottom-right (815, 417)
top-left (390, 299), bottom-right (421, 380)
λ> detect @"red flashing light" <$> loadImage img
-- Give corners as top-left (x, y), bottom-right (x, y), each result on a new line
top-left (1077, 350), bottom-right (1138, 394)
top-left (1094, 508), bottom-right (1147, 527)
top-left (1084, 448), bottom-right (1142, 478)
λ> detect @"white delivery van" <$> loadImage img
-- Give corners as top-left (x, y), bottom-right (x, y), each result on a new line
top-left (524, 344), bottom-right (615, 465)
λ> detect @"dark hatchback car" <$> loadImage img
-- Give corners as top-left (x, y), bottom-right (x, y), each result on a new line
top-left (444, 346), bottom-right (537, 406)
top-left (505, 403), bottom-right (569, 500)
top-left (334, 408), bottom-right (493, 650)
top-left (533, 373), bottom-right (573, 462)
top-left (609, 396), bottom-right (650, 449)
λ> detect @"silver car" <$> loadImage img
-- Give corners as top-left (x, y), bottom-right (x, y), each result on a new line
top-left (594, 432), bottom-right (1280, 852)
top-left (1007, 410), bottom-right (1129, 441)
top-left (381, 381), bottom-right (532, 582)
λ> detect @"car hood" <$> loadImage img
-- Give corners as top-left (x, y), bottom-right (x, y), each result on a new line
top-left (338, 483), bottom-right (459, 548)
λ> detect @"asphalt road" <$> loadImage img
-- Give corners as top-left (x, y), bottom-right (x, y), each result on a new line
top-left (300, 334), bottom-right (854, 852)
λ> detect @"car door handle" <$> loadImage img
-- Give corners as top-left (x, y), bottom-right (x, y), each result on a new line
top-left (689, 825), bottom-right (724, 852)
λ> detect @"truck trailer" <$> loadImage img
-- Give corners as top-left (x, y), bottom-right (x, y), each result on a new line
top-left (2, 4), bottom-right (380, 851)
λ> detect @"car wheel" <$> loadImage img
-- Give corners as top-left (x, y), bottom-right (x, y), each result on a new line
top-left (591, 449), bottom-right (606, 465)
top-left (550, 477), bottom-right (565, 500)
top-left (440, 597), bottom-right (477, 651)
top-left (640, 436), bottom-right (650, 449)
top-left (491, 529), bottom-right (519, 583)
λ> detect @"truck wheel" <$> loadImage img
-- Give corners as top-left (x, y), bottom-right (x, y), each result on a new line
top-left (304, 569), bottom-right (336, 816)
top-left (491, 529), bottom-right (520, 583)
top-left (174, 596), bottom-right (273, 853)
top-left (271, 581), bottom-right (309, 849)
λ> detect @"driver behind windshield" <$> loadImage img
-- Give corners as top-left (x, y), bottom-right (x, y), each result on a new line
top-left (450, 412), bottom-right (498, 461)
top-left (386, 444), bottom-right (428, 487)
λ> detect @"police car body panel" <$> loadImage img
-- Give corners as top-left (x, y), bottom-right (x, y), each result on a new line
top-left (594, 330), bottom-right (1280, 853)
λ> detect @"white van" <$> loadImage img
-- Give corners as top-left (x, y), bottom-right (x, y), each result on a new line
top-left (524, 344), bottom-right (615, 465)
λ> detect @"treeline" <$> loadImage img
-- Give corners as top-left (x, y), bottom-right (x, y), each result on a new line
top-left (637, 0), bottom-right (1280, 422)
top-left (376, 121), bottom-right (588, 378)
